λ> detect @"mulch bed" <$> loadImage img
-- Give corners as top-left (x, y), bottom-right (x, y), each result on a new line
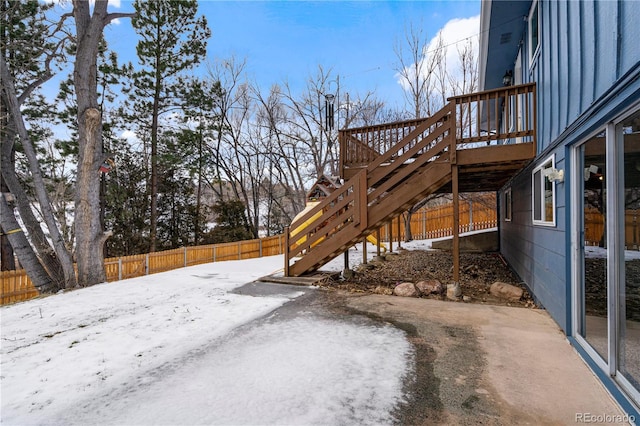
top-left (320, 249), bottom-right (537, 308)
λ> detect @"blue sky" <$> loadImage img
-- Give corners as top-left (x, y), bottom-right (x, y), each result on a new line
top-left (103, 0), bottom-right (481, 111)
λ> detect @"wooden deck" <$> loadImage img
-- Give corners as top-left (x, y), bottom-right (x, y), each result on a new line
top-left (285, 83), bottom-right (537, 277)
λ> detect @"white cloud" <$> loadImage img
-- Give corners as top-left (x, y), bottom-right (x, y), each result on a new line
top-left (396, 15), bottom-right (480, 94)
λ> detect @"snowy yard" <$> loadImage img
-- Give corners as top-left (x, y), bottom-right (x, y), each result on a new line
top-left (0, 243), bottom-right (433, 425)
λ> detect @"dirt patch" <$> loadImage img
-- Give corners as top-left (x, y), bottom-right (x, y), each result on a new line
top-left (320, 249), bottom-right (536, 308)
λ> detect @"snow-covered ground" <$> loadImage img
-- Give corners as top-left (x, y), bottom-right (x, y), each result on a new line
top-left (585, 244), bottom-right (640, 260)
top-left (1, 244), bottom-right (428, 426)
top-left (1, 233), bottom-right (501, 425)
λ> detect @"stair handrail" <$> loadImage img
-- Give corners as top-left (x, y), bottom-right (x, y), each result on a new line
top-left (339, 116), bottom-right (430, 174)
top-left (287, 170), bottom-right (367, 260)
top-left (286, 104), bottom-right (455, 276)
top-left (364, 104), bottom-right (453, 189)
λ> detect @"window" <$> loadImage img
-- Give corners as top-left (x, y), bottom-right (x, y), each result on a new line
top-left (505, 188), bottom-right (512, 221)
top-left (528, 0), bottom-right (540, 65)
top-left (532, 156), bottom-right (556, 226)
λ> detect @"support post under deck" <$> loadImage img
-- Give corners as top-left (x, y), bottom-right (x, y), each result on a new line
top-left (452, 165), bottom-right (460, 284)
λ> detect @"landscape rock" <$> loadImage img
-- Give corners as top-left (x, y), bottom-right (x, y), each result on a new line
top-left (336, 250), bottom-right (535, 308)
top-left (490, 281), bottom-right (523, 302)
top-left (374, 285), bottom-right (394, 295)
top-left (393, 282), bottom-right (419, 297)
top-left (447, 282), bottom-right (462, 300)
top-left (385, 252), bottom-right (400, 261)
top-left (416, 279), bottom-right (444, 295)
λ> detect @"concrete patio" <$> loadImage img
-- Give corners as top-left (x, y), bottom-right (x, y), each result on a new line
top-left (339, 292), bottom-right (630, 425)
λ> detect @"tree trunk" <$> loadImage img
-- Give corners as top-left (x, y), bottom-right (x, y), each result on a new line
top-left (72, 0), bottom-right (112, 286)
top-left (149, 94), bottom-right (159, 252)
top-left (0, 123), bottom-right (66, 284)
top-left (0, 55), bottom-right (77, 288)
top-left (149, 35), bottom-right (163, 253)
top-left (0, 195), bottom-right (55, 292)
top-left (0, 72), bottom-right (14, 271)
top-left (195, 128), bottom-right (203, 245)
top-left (0, 173), bottom-right (15, 271)
top-left (404, 211), bottom-right (413, 242)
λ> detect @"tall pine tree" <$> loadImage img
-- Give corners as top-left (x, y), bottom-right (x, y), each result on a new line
top-left (126, 0), bottom-right (210, 252)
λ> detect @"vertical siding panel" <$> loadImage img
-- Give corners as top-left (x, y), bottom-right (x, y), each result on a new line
top-left (594, 1), bottom-right (617, 98)
top-left (542, 0), bottom-right (552, 149)
top-left (620, 0), bottom-right (640, 76)
top-left (558, 0), bottom-right (569, 134)
top-left (547, 1), bottom-right (556, 143)
top-left (567, 0), bottom-right (582, 125)
top-left (615, 0), bottom-right (621, 79)
top-left (580, 1), bottom-right (596, 112)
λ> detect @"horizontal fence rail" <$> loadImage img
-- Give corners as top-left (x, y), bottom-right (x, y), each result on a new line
top-left (1, 235), bottom-right (284, 306)
top-left (1, 198), bottom-right (504, 305)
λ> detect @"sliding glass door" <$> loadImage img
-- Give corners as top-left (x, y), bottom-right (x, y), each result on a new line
top-left (619, 110), bottom-right (640, 395)
top-left (578, 131), bottom-right (609, 362)
top-left (573, 106), bottom-right (640, 407)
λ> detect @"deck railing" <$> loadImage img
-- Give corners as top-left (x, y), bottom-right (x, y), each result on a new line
top-left (449, 82), bottom-right (536, 147)
top-left (339, 117), bottom-right (429, 172)
top-left (339, 83), bottom-right (537, 173)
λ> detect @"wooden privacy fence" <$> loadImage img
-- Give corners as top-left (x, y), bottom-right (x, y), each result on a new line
top-left (1, 235), bottom-right (284, 305)
top-left (1, 198), bottom-right (500, 305)
top-left (585, 208), bottom-right (640, 249)
top-left (379, 195), bottom-right (498, 242)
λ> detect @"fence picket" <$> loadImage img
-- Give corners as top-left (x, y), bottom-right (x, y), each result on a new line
top-left (2, 200), bottom-right (506, 306)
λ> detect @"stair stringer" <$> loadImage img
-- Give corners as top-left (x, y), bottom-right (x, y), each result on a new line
top-left (286, 103), bottom-right (455, 277)
top-left (287, 160), bottom-right (452, 276)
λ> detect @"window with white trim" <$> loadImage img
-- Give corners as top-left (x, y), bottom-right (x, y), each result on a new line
top-left (505, 188), bottom-right (512, 221)
top-left (532, 156), bottom-right (556, 226)
top-left (528, 0), bottom-right (540, 65)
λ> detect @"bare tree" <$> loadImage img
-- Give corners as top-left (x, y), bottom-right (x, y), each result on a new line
top-left (280, 66), bottom-right (340, 178)
top-left (394, 23), bottom-right (444, 119)
top-left (252, 83), bottom-right (307, 225)
top-left (0, 1), bottom-right (79, 288)
top-left (394, 22), bottom-right (478, 241)
top-left (71, 0), bottom-right (135, 286)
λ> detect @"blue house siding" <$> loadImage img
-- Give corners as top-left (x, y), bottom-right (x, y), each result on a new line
top-left (501, 147), bottom-right (568, 331)
top-left (517, 0), bottom-right (637, 155)
top-left (484, 0), bottom-right (640, 414)
top-left (500, 0), bottom-right (640, 333)
top-left (566, 0), bottom-right (582, 125)
top-left (621, 0), bottom-right (640, 74)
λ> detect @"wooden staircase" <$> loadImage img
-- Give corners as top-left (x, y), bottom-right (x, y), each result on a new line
top-left (285, 83), bottom-right (536, 277)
